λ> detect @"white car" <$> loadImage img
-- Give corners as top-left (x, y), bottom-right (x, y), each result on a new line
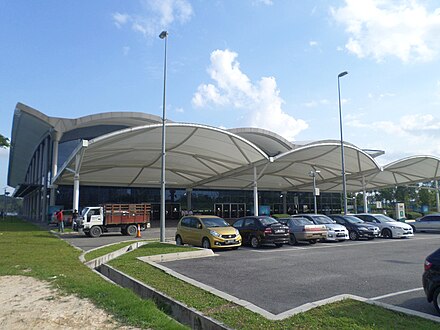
top-left (293, 214), bottom-right (349, 242)
top-left (354, 213), bottom-right (414, 238)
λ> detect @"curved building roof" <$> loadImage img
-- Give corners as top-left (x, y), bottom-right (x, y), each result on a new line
top-left (8, 103), bottom-right (163, 187)
top-left (54, 123), bottom-right (269, 188)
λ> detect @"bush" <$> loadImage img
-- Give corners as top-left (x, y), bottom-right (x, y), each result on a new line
top-left (406, 211), bottom-right (422, 220)
top-left (272, 214), bottom-right (290, 219)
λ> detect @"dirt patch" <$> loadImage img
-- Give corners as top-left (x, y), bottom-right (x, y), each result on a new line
top-left (0, 275), bottom-right (138, 329)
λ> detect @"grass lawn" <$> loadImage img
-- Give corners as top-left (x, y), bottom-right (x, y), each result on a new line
top-left (109, 243), bottom-right (440, 330)
top-left (0, 217), bottom-right (187, 330)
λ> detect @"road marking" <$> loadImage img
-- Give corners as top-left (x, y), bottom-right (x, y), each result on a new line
top-left (251, 235), bottom-right (440, 253)
top-left (371, 287), bottom-right (423, 301)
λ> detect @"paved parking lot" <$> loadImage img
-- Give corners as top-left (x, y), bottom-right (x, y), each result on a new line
top-left (162, 233), bottom-right (440, 318)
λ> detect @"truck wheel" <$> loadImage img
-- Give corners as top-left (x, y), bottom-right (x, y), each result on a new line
top-left (127, 225), bottom-right (137, 236)
top-left (89, 226), bottom-right (102, 238)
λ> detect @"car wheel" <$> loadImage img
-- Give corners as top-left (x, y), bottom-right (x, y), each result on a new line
top-left (433, 287), bottom-right (440, 314)
top-left (250, 236), bottom-right (260, 248)
top-left (202, 238), bottom-right (211, 249)
top-left (349, 231), bottom-right (359, 241)
top-left (175, 235), bottom-right (183, 246)
top-left (275, 243), bottom-right (283, 248)
top-left (309, 239), bottom-right (317, 245)
top-left (382, 228), bottom-right (393, 239)
top-left (288, 233), bottom-right (297, 246)
top-left (127, 224), bottom-right (138, 236)
top-left (89, 226), bottom-right (102, 238)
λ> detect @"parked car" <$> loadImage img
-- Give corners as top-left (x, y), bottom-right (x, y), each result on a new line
top-left (423, 248), bottom-right (440, 314)
top-left (328, 214), bottom-right (380, 241)
top-left (292, 214), bottom-right (349, 242)
top-left (354, 213), bottom-right (414, 239)
top-left (233, 216), bottom-right (289, 248)
top-left (406, 214), bottom-right (440, 232)
top-left (278, 217), bottom-right (327, 245)
top-left (175, 215), bottom-right (241, 249)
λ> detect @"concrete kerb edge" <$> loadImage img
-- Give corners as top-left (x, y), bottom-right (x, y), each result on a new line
top-left (99, 263), bottom-right (233, 330)
top-left (83, 240), bottom-right (150, 268)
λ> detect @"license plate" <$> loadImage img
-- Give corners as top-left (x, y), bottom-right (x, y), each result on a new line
top-left (225, 240), bottom-right (235, 244)
top-left (337, 233), bottom-right (345, 237)
top-left (275, 230), bottom-right (284, 233)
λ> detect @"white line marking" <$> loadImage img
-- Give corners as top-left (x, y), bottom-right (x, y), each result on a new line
top-left (251, 236), bottom-right (440, 253)
top-left (371, 287), bottom-right (423, 301)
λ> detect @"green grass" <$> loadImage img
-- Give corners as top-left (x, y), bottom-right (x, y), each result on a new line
top-left (0, 218), bottom-right (187, 330)
top-left (109, 243), bottom-right (440, 330)
top-left (84, 240), bottom-right (152, 261)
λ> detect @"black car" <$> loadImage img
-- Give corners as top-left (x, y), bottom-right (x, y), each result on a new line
top-left (423, 248), bottom-right (440, 314)
top-left (328, 214), bottom-right (380, 241)
top-left (233, 216), bottom-right (289, 248)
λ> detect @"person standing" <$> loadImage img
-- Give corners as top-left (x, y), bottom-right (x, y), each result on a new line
top-left (56, 208), bottom-right (64, 233)
top-left (72, 209), bottom-right (78, 230)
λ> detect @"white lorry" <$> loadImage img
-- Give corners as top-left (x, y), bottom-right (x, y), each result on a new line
top-left (77, 203), bottom-right (151, 238)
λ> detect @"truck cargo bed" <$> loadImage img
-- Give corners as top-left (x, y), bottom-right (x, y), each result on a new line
top-left (103, 204), bottom-right (151, 225)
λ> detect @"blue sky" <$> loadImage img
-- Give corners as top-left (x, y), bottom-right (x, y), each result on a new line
top-left (2, 0), bottom-right (440, 193)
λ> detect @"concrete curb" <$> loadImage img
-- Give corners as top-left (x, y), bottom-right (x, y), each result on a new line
top-left (84, 241), bottom-right (150, 268)
top-left (138, 249), bottom-right (215, 263)
top-left (99, 263), bottom-right (233, 330)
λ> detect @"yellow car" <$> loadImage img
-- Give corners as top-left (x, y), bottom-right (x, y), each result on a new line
top-left (175, 215), bottom-right (242, 249)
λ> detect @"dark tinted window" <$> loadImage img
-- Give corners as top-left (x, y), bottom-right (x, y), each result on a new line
top-left (259, 217), bottom-right (279, 226)
top-left (422, 216), bottom-right (440, 222)
top-left (233, 219), bottom-right (244, 228)
top-left (244, 218), bottom-right (256, 227)
top-left (181, 217), bottom-right (191, 227)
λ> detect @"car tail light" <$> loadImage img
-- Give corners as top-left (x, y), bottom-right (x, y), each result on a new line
top-left (264, 227), bottom-right (272, 235)
top-left (425, 259), bottom-right (432, 271)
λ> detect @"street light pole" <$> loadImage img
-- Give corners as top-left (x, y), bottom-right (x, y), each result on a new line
top-left (309, 170), bottom-right (320, 214)
top-left (338, 71), bottom-right (348, 215)
top-left (159, 30), bottom-right (168, 243)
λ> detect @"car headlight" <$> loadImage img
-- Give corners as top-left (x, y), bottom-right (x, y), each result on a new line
top-left (390, 226), bottom-right (400, 229)
top-left (358, 227), bottom-right (367, 231)
top-left (210, 230), bottom-right (221, 238)
top-left (235, 229), bottom-right (240, 236)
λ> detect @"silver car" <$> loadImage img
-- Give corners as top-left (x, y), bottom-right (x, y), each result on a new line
top-left (293, 214), bottom-right (349, 242)
top-left (407, 214), bottom-right (440, 232)
top-left (355, 213), bottom-right (414, 238)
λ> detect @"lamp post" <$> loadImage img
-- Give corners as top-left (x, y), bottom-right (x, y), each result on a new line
top-left (309, 170), bottom-right (320, 214)
top-left (3, 188), bottom-right (10, 220)
top-left (338, 71), bottom-right (348, 215)
top-left (159, 30), bottom-right (168, 243)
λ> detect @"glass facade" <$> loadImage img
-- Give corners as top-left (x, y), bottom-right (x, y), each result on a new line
top-left (57, 185), bottom-right (342, 219)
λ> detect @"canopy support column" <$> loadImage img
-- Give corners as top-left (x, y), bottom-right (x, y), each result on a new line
top-left (69, 141), bottom-right (88, 213)
top-left (436, 180), bottom-right (440, 213)
top-left (362, 176), bottom-right (368, 213)
top-left (253, 166), bottom-right (258, 216)
top-left (50, 131), bottom-right (61, 206)
top-left (73, 174), bottom-right (80, 213)
top-left (186, 188), bottom-right (192, 211)
top-left (282, 191), bottom-right (287, 214)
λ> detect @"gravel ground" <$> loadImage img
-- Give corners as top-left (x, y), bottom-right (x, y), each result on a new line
top-left (0, 275), bottom-right (139, 329)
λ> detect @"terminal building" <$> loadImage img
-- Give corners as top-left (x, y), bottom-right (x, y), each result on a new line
top-left (8, 103), bottom-right (440, 223)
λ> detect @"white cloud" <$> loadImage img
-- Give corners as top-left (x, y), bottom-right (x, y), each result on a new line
top-left (303, 99), bottom-right (330, 108)
top-left (253, 0), bottom-right (273, 5)
top-left (309, 41), bottom-right (318, 47)
top-left (331, 0), bottom-right (440, 62)
top-left (192, 49), bottom-right (308, 141)
top-left (175, 107), bottom-right (184, 113)
top-left (346, 112), bottom-right (440, 157)
top-left (112, 0), bottom-right (193, 38)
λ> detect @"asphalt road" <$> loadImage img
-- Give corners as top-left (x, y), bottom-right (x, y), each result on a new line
top-left (162, 233), bottom-right (440, 316)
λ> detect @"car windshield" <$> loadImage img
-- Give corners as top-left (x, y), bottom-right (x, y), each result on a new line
top-left (344, 215), bottom-right (364, 224)
top-left (81, 208), bottom-right (89, 216)
top-left (293, 218), bottom-right (313, 225)
top-left (259, 217), bottom-right (279, 226)
top-left (374, 214), bottom-right (397, 223)
top-left (312, 215), bottom-right (333, 224)
top-left (201, 217), bottom-right (230, 227)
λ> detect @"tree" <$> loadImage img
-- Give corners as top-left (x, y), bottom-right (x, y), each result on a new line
top-left (0, 134), bottom-right (10, 148)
